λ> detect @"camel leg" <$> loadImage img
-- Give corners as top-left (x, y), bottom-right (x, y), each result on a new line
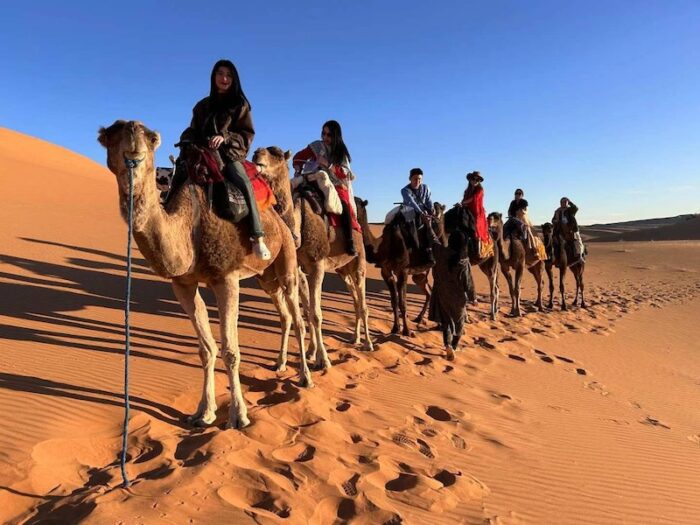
top-left (397, 271), bottom-right (414, 338)
top-left (382, 268), bottom-right (401, 335)
top-left (481, 261), bottom-right (499, 321)
top-left (210, 273), bottom-right (250, 429)
top-left (532, 263), bottom-right (544, 312)
top-left (354, 262), bottom-right (374, 351)
top-left (307, 263), bottom-right (331, 370)
top-left (546, 263), bottom-right (554, 309)
top-left (277, 267), bottom-right (313, 386)
top-left (559, 266), bottom-right (568, 311)
top-left (297, 269), bottom-right (318, 357)
top-left (257, 278), bottom-right (293, 373)
top-left (338, 268), bottom-right (362, 345)
top-left (501, 267), bottom-right (516, 316)
top-left (579, 267), bottom-right (587, 308)
top-left (513, 265), bottom-right (524, 317)
top-left (339, 260), bottom-right (374, 351)
top-left (412, 272), bottom-right (431, 325)
top-left (172, 280), bottom-right (218, 427)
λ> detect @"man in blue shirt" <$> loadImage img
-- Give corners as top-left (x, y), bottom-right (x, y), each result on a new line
top-left (401, 168), bottom-right (434, 220)
top-left (401, 168), bottom-right (436, 264)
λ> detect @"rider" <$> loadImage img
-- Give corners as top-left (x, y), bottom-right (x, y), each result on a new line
top-left (507, 188), bottom-right (536, 252)
top-left (552, 197), bottom-right (585, 261)
top-left (461, 171), bottom-right (489, 257)
top-left (179, 59), bottom-right (271, 260)
top-left (292, 120), bottom-right (359, 255)
top-left (401, 168), bottom-right (436, 263)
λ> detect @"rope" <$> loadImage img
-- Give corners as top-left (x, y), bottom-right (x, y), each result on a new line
top-left (120, 157), bottom-right (141, 488)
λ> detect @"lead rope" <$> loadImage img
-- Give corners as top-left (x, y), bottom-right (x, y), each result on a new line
top-left (120, 156), bottom-right (142, 488)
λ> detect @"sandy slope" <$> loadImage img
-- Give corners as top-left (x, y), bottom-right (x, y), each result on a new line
top-left (1, 128), bottom-right (699, 524)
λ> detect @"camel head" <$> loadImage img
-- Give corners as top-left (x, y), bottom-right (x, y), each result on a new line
top-left (353, 198), bottom-right (377, 263)
top-left (252, 146), bottom-right (291, 188)
top-left (433, 202), bottom-right (446, 221)
top-left (487, 212), bottom-right (503, 239)
top-left (98, 120), bottom-right (161, 192)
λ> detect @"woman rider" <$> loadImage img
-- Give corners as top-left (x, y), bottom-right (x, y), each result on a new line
top-left (180, 59), bottom-right (270, 260)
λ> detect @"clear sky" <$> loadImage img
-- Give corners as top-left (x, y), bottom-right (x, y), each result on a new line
top-left (2, 1), bottom-right (698, 224)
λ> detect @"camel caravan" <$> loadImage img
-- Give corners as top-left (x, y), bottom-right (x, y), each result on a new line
top-left (97, 60), bottom-right (586, 429)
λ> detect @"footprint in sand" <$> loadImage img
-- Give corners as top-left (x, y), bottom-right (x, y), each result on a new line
top-left (499, 335), bottom-right (518, 343)
top-left (687, 435), bottom-right (700, 446)
top-left (474, 337), bottom-right (496, 350)
top-left (272, 443), bottom-right (316, 463)
top-left (432, 469), bottom-right (460, 488)
top-left (641, 416), bottom-right (671, 430)
top-left (555, 355), bottom-right (575, 363)
top-left (576, 368), bottom-right (587, 376)
top-left (451, 434), bottom-right (468, 449)
top-left (391, 433), bottom-right (436, 459)
top-left (341, 473), bottom-right (360, 497)
top-left (508, 354), bottom-right (526, 362)
top-left (425, 405), bottom-right (454, 422)
top-left (585, 381), bottom-right (609, 396)
top-left (336, 401), bottom-right (351, 412)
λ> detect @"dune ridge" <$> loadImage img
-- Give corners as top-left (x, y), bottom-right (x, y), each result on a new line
top-left (1, 129), bottom-right (699, 524)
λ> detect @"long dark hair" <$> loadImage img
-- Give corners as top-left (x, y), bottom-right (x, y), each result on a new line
top-left (323, 120), bottom-right (351, 165)
top-left (210, 59), bottom-right (250, 110)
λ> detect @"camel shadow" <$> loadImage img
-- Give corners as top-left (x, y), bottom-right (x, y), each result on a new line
top-left (0, 372), bottom-right (186, 427)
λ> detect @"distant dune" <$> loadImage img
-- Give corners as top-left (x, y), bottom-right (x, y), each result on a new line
top-left (582, 214), bottom-right (700, 242)
top-left (1, 128), bottom-right (699, 525)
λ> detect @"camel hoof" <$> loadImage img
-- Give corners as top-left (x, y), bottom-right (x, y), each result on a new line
top-left (364, 342), bottom-right (375, 352)
top-left (391, 325), bottom-right (400, 335)
top-left (275, 363), bottom-right (287, 373)
top-left (403, 330), bottom-right (416, 338)
top-left (187, 412), bottom-right (216, 427)
top-left (581, 302), bottom-right (588, 309)
top-left (561, 305), bottom-right (568, 311)
top-left (547, 302), bottom-right (554, 310)
top-left (412, 316), bottom-right (424, 325)
top-left (226, 416), bottom-right (251, 430)
top-left (307, 351), bottom-right (317, 363)
top-left (299, 376), bottom-right (315, 388)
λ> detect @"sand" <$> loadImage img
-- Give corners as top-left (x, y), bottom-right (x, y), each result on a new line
top-left (1, 127), bottom-right (699, 524)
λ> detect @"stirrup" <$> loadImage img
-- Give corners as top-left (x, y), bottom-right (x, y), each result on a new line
top-left (252, 237), bottom-right (271, 261)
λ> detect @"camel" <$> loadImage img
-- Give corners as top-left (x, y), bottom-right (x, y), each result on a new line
top-left (251, 154), bottom-right (374, 371)
top-left (355, 200), bottom-right (446, 337)
top-left (541, 222), bottom-right (586, 310)
top-left (443, 206), bottom-right (501, 320)
top-left (490, 213), bottom-right (546, 316)
top-left (98, 120), bottom-right (312, 430)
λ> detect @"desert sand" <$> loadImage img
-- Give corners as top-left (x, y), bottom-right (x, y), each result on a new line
top-left (1, 127), bottom-right (699, 524)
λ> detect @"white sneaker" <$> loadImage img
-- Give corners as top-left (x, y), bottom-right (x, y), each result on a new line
top-left (252, 237), bottom-right (271, 261)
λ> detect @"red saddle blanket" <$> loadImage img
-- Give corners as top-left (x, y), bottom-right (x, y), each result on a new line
top-left (241, 160), bottom-right (276, 213)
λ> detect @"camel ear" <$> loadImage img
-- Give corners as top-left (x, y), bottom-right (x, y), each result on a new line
top-left (362, 199), bottom-right (369, 207)
top-left (97, 120), bottom-right (127, 148)
top-left (146, 130), bottom-right (161, 150)
top-left (284, 150), bottom-right (291, 160)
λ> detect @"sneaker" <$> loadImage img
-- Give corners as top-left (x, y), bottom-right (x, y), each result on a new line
top-left (252, 237), bottom-right (271, 261)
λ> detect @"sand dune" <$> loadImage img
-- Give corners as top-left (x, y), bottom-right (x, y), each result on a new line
top-left (1, 128), bottom-right (699, 524)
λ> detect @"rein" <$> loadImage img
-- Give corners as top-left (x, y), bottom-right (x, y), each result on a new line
top-left (119, 155), bottom-right (143, 487)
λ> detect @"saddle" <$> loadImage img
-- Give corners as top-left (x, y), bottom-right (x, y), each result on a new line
top-left (389, 212), bottom-right (421, 252)
top-left (167, 144), bottom-right (275, 223)
top-left (503, 217), bottom-right (526, 240)
top-left (293, 180), bottom-right (325, 216)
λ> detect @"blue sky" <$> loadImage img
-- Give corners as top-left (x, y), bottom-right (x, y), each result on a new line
top-left (1, 1), bottom-right (698, 224)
